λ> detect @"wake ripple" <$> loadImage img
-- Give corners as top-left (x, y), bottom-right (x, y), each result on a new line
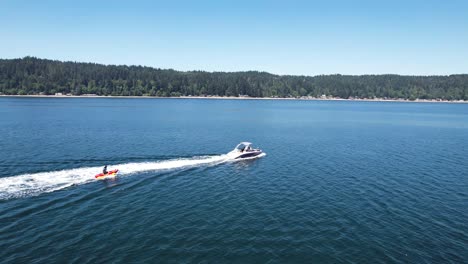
top-left (0, 155), bottom-right (232, 200)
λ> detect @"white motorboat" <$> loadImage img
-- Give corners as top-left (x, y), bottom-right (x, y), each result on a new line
top-left (228, 142), bottom-right (264, 159)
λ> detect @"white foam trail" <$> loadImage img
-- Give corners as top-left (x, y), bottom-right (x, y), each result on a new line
top-left (0, 155), bottom-right (229, 200)
top-left (0, 151), bottom-right (267, 200)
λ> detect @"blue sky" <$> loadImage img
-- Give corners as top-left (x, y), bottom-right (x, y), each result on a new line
top-left (1, 0), bottom-right (467, 75)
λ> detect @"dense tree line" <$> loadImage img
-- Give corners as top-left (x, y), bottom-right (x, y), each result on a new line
top-left (1, 57), bottom-right (467, 100)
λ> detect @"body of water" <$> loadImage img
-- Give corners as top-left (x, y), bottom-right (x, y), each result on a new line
top-left (0, 97), bottom-right (467, 263)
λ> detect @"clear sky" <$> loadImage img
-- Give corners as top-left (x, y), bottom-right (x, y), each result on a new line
top-left (1, 0), bottom-right (467, 75)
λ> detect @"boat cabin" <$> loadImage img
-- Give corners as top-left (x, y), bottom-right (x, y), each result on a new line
top-left (235, 142), bottom-right (253, 152)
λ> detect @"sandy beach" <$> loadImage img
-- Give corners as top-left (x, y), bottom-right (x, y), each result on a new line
top-left (1, 94), bottom-right (467, 103)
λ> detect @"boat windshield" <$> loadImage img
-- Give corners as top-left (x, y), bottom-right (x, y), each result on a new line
top-left (235, 143), bottom-right (251, 151)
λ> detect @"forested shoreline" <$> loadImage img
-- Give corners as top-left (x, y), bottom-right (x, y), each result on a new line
top-left (1, 57), bottom-right (467, 100)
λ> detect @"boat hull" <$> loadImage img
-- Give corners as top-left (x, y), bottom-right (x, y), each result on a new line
top-left (234, 150), bottom-right (263, 159)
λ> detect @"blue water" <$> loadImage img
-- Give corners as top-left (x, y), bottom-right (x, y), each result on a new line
top-left (1, 97), bottom-right (467, 263)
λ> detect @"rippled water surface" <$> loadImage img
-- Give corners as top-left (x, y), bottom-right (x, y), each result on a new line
top-left (1, 97), bottom-right (467, 263)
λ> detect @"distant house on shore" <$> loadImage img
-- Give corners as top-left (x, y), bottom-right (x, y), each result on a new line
top-left (55, 93), bottom-right (63, 96)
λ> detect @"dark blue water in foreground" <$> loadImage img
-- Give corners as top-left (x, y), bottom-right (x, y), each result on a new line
top-left (1, 97), bottom-right (467, 263)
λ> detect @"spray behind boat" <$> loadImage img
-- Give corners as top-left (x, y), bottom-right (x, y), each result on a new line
top-left (0, 143), bottom-right (266, 199)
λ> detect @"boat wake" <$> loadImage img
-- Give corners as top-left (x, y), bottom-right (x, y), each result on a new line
top-left (0, 155), bottom-right (233, 200)
top-left (0, 149), bottom-right (267, 200)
